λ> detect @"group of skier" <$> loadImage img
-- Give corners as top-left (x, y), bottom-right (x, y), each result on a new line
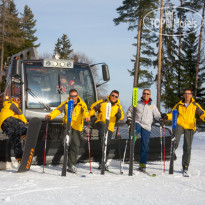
top-left (45, 89), bottom-right (124, 173)
top-left (0, 87), bottom-right (205, 175)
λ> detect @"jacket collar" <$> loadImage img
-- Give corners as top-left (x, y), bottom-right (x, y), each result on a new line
top-left (180, 97), bottom-right (195, 105)
top-left (12, 101), bottom-right (19, 107)
top-left (107, 95), bottom-right (120, 106)
top-left (67, 96), bottom-right (82, 105)
top-left (140, 97), bottom-right (152, 105)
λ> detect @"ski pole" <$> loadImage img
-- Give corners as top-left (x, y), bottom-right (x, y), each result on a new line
top-left (87, 124), bottom-right (92, 174)
top-left (160, 125), bottom-right (163, 172)
top-left (163, 124), bottom-right (166, 173)
top-left (121, 127), bottom-right (129, 174)
top-left (43, 120), bottom-right (49, 173)
top-left (115, 124), bottom-right (122, 174)
top-left (121, 125), bottom-right (131, 174)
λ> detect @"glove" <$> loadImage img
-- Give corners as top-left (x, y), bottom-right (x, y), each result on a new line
top-left (126, 117), bottom-right (132, 125)
top-left (159, 118), bottom-right (165, 127)
top-left (161, 113), bottom-right (168, 120)
top-left (90, 115), bottom-right (97, 125)
top-left (172, 137), bottom-right (177, 149)
top-left (115, 112), bottom-right (121, 122)
top-left (45, 115), bottom-right (51, 120)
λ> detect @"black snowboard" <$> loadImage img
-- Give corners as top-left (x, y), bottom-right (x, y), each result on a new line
top-left (17, 117), bottom-right (42, 173)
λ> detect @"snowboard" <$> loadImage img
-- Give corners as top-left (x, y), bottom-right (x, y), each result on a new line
top-left (17, 117), bottom-right (42, 173)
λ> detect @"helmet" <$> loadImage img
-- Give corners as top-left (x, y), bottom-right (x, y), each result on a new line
top-left (11, 95), bottom-right (20, 103)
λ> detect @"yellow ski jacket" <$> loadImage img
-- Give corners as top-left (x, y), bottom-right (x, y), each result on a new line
top-left (0, 100), bottom-right (27, 128)
top-left (49, 96), bottom-right (89, 131)
top-left (89, 95), bottom-right (124, 132)
top-left (167, 98), bottom-right (205, 131)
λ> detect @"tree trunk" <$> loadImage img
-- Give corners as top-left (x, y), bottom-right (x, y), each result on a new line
top-left (133, 17), bottom-right (142, 86)
top-left (194, 0), bottom-right (205, 98)
top-left (178, 0), bottom-right (183, 98)
top-left (157, 0), bottom-right (163, 111)
top-left (0, 0), bottom-right (5, 83)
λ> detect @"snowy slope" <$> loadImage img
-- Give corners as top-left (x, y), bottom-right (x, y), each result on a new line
top-left (0, 132), bottom-right (205, 205)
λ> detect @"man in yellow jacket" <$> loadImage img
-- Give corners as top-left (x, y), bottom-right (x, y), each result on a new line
top-left (45, 89), bottom-right (90, 173)
top-left (89, 90), bottom-right (124, 169)
top-left (162, 89), bottom-right (205, 172)
top-left (0, 96), bottom-right (28, 163)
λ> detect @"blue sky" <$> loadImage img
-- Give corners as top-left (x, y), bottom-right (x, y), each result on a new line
top-left (16, 0), bottom-right (158, 111)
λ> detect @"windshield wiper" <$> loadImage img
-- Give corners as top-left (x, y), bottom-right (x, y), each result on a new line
top-left (57, 74), bottom-right (63, 95)
top-left (26, 88), bottom-right (52, 111)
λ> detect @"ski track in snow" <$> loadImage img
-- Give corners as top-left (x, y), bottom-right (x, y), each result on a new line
top-left (0, 132), bottom-right (205, 205)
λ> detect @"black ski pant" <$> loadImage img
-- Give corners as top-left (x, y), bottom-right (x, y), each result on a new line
top-left (62, 125), bottom-right (81, 167)
top-left (95, 121), bottom-right (113, 164)
top-left (1, 117), bottom-right (27, 159)
top-left (175, 125), bottom-right (195, 168)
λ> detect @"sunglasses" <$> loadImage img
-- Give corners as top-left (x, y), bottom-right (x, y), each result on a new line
top-left (184, 93), bottom-right (192, 95)
top-left (143, 93), bottom-right (150, 95)
top-left (70, 95), bottom-right (78, 98)
top-left (111, 94), bottom-right (118, 98)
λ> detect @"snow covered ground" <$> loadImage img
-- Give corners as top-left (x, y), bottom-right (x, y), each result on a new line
top-left (0, 132), bottom-right (205, 205)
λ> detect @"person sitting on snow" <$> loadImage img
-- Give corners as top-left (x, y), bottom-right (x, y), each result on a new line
top-left (0, 96), bottom-right (28, 163)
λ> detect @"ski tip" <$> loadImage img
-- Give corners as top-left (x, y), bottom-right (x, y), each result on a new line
top-left (81, 175), bottom-right (86, 177)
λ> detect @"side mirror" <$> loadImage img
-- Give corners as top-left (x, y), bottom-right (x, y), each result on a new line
top-left (11, 59), bottom-right (21, 77)
top-left (102, 64), bottom-right (110, 82)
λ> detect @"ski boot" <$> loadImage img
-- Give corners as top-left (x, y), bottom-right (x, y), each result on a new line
top-left (139, 163), bottom-right (146, 171)
top-left (21, 135), bottom-right (26, 141)
top-left (183, 165), bottom-right (189, 177)
top-left (98, 163), bottom-right (109, 171)
top-left (67, 165), bottom-right (77, 173)
top-left (16, 158), bottom-right (22, 164)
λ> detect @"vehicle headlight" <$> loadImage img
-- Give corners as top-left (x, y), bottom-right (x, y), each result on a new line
top-left (60, 62), bottom-right (65, 67)
top-left (53, 61), bottom-right (58, 66)
top-left (67, 62), bottom-right (72, 68)
top-left (45, 61), bottom-right (51, 66)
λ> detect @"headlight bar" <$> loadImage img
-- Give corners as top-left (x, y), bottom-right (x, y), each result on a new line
top-left (42, 59), bottom-right (74, 68)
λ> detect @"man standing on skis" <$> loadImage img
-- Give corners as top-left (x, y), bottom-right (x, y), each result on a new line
top-left (126, 89), bottom-right (161, 171)
top-left (89, 90), bottom-right (124, 170)
top-left (161, 88), bottom-right (205, 174)
top-left (0, 96), bottom-right (28, 163)
top-left (45, 89), bottom-right (90, 173)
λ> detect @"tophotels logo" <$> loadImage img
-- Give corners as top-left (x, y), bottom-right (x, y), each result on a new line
top-left (26, 148), bottom-right (35, 170)
top-left (143, 6), bottom-right (203, 37)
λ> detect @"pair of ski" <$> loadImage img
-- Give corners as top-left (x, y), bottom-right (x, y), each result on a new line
top-left (101, 101), bottom-right (112, 175)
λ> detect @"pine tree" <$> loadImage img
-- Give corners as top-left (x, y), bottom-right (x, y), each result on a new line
top-left (4, 0), bottom-right (24, 58)
top-left (21, 5), bottom-right (40, 49)
top-left (181, 28), bottom-right (205, 105)
top-left (161, 21), bottom-right (179, 109)
top-left (0, 0), bottom-right (24, 80)
top-left (113, 0), bottom-right (158, 89)
top-left (54, 34), bottom-right (73, 59)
